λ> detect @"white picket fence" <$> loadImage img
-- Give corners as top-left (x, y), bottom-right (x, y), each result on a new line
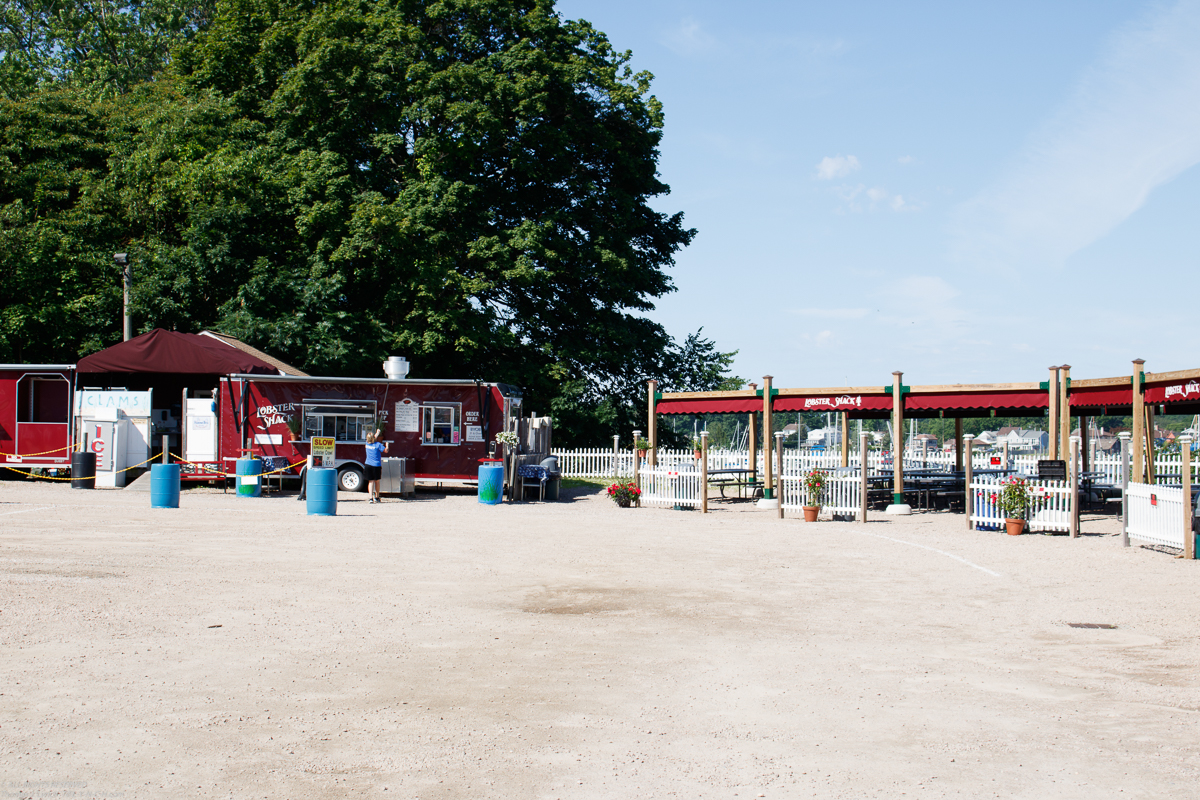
top-left (1125, 482), bottom-right (1187, 549)
top-left (779, 471), bottom-right (862, 519)
top-left (553, 446), bottom-right (1200, 488)
top-left (638, 464), bottom-right (704, 509)
top-left (968, 475), bottom-right (1073, 533)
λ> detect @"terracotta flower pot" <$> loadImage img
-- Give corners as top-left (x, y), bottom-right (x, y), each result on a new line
top-left (694, 450), bottom-right (702, 459)
top-left (803, 505), bottom-right (819, 522)
top-left (1005, 517), bottom-right (1025, 536)
top-left (636, 449), bottom-right (647, 460)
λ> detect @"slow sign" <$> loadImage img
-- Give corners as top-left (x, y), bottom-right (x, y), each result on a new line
top-left (310, 436), bottom-right (336, 468)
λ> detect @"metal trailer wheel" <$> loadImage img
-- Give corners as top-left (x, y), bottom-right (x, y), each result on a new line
top-left (338, 465), bottom-right (365, 492)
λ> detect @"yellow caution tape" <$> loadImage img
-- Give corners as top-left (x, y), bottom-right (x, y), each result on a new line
top-left (170, 454), bottom-right (308, 479)
top-left (0, 442), bottom-right (80, 458)
top-left (4, 453), bottom-right (306, 481)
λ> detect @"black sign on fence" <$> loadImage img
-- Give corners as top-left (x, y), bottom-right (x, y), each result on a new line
top-left (1038, 459), bottom-right (1067, 480)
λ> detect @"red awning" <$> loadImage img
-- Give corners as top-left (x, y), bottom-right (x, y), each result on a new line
top-left (904, 390), bottom-right (1048, 413)
top-left (1145, 379), bottom-right (1200, 404)
top-left (1070, 384), bottom-right (1132, 407)
top-left (655, 397), bottom-right (762, 415)
top-left (77, 329), bottom-right (281, 375)
top-left (773, 394), bottom-right (892, 412)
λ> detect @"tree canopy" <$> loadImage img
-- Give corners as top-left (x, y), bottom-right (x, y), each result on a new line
top-left (0, 0), bottom-right (739, 445)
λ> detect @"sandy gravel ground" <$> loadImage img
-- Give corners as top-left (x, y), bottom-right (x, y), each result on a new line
top-left (1, 478), bottom-right (1198, 799)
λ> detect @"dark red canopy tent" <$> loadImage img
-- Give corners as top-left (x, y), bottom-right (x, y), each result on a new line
top-left (904, 389), bottom-right (1048, 419)
top-left (76, 329), bottom-right (281, 375)
top-left (655, 397), bottom-right (762, 415)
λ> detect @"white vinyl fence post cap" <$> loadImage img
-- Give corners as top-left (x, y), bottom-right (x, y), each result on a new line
top-left (1117, 431), bottom-right (1132, 440)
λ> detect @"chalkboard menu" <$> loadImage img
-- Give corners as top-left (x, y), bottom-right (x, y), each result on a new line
top-left (1037, 459), bottom-right (1067, 480)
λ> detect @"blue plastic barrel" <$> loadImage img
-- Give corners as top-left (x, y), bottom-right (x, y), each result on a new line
top-left (236, 457), bottom-right (262, 498)
top-left (150, 463), bottom-right (180, 508)
top-left (478, 461), bottom-right (504, 504)
top-left (307, 468), bottom-right (337, 516)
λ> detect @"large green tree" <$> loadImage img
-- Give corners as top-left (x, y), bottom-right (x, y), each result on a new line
top-left (1, 0), bottom-right (740, 445)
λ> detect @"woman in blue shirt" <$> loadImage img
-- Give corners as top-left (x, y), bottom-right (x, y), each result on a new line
top-left (364, 429), bottom-right (388, 503)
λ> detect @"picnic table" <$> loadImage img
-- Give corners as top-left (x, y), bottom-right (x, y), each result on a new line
top-left (707, 468), bottom-right (763, 500)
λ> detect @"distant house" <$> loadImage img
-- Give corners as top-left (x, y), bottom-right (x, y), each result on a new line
top-left (974, 430), bottom-right (998, 446)
top-left (996, 427), bottom-right (1048, 451)
top-left (807, 426), bottom-right (840, 446)
top-left (912, 433), bottom-right (939, 451)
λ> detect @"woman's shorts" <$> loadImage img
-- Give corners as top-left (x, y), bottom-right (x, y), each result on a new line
top-left (365, 464), bottom-right (382, 481)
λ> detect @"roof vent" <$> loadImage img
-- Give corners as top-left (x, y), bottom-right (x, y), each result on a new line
top-left (383, 356), bottom-right (410, 380)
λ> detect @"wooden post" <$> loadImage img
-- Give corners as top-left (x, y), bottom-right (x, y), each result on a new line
top-left (859, 431), bottom-right (868, 524)
top-left (748, 411), bottom-right (758, 484)
top-left (1047, 366), bottom-right (1060, 461)
top-left (840, 411), bottom-right (849, 467)
top-left (775, 431), bottom-right (784, 519)
top-left (1181, 435), bottom-right (1194, 560)
top-left (1080, 416), bottom-right (1090, 474)
top-left (632, 428), bottom-right (642, 505)
top-left (647, 380), bottom-right (657, 468)
top-left (887, 371), bottom-right (909, 513)
top-left (1002, 440), bottom-right (1010, 473)
top-left (612, 434), bottom-right (620, 480)
top-left (954, 418), bottom-right (963, 471)
top-left (1069, 435), bottom-right (1080, 539)
top-left (1060, 365), bottom-right (1072, 472)
top-left (762, 376), bottom-right (774, 500)
top-left (1118, 432), bottom-right (1131, 547)
top-left (1132, 359), bottom-right (1145, 484)
top-left (1145, 403), bottom-right (1157, 485)
top-left (700, 431), bottom-right (709, 515)
top-left (964, 434), bottom-right (974, 530)
top-left (161, 434), bottom-right (169, 465)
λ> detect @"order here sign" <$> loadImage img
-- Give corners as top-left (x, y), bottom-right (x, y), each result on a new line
top-left (311, 437), bottom-right (336, 467)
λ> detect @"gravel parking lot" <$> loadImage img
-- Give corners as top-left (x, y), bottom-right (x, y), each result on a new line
top-left (2, 480), bottom-right (1198, 799)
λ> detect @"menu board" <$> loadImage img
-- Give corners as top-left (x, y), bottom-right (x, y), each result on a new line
top-left (395, 398), bottom-right (420, 432)
top-left (466, 425), bottom-right (483, 442)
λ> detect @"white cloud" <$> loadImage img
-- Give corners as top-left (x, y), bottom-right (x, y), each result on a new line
top-left (831, 184), bottom-right (920, 213)
top-left (953, 0), bottom-right (1200, 269)
top-left (898, 155), bottom-right (915, 164)
top-left (663, 17), bottom-right (717, 55)
top-left (815, 154), bottom-right (861, 180)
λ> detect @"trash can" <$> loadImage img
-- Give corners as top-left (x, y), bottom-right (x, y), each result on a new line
top-left (71, 451), bottom-right (96, 489)
top-left (150, 463), bottom-right (180, 508)
top-left (539, 456), bottom-right (562, 502)
top-left (236, 457), bottom-right (262, 498)
top-left (307, 467), bottom-right (337, 516)
top-left (478, 459), bottom-right (504, 504)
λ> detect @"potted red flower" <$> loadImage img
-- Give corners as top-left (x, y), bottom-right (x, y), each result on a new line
top-left (802, 468), bottom-right (827, 522)
top-left (989, 476), bottom-right (1030, 535)
top-left (607, 481), bottom-right (641, 508)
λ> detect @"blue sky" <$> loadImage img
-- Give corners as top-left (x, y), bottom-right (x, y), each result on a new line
top-left (555, 0), bottom-right (1200, 389)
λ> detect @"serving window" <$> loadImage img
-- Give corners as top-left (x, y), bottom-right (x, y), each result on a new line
top-left (421, 403), bottom-right (461, 445)
top-left (301, 399), bottom-right (376, 442)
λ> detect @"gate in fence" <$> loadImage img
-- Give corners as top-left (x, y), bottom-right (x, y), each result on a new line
top-left (969, 475), bottom-right (1073, 533)
top-left (1125, 482), bottom-right (1187, 549)
top-left (780, 472), bottom-right (862, 520)
top-left (638, 464), bottom-right (703, 509)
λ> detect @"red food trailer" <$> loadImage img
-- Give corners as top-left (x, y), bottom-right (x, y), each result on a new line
top-left (201, 373), bottom-right (525, 490)
top-left (0, 364), bottom-right (75, 469)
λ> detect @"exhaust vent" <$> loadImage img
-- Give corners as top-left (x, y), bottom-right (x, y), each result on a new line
top-left (383, 356), bottom-right (410, 380)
